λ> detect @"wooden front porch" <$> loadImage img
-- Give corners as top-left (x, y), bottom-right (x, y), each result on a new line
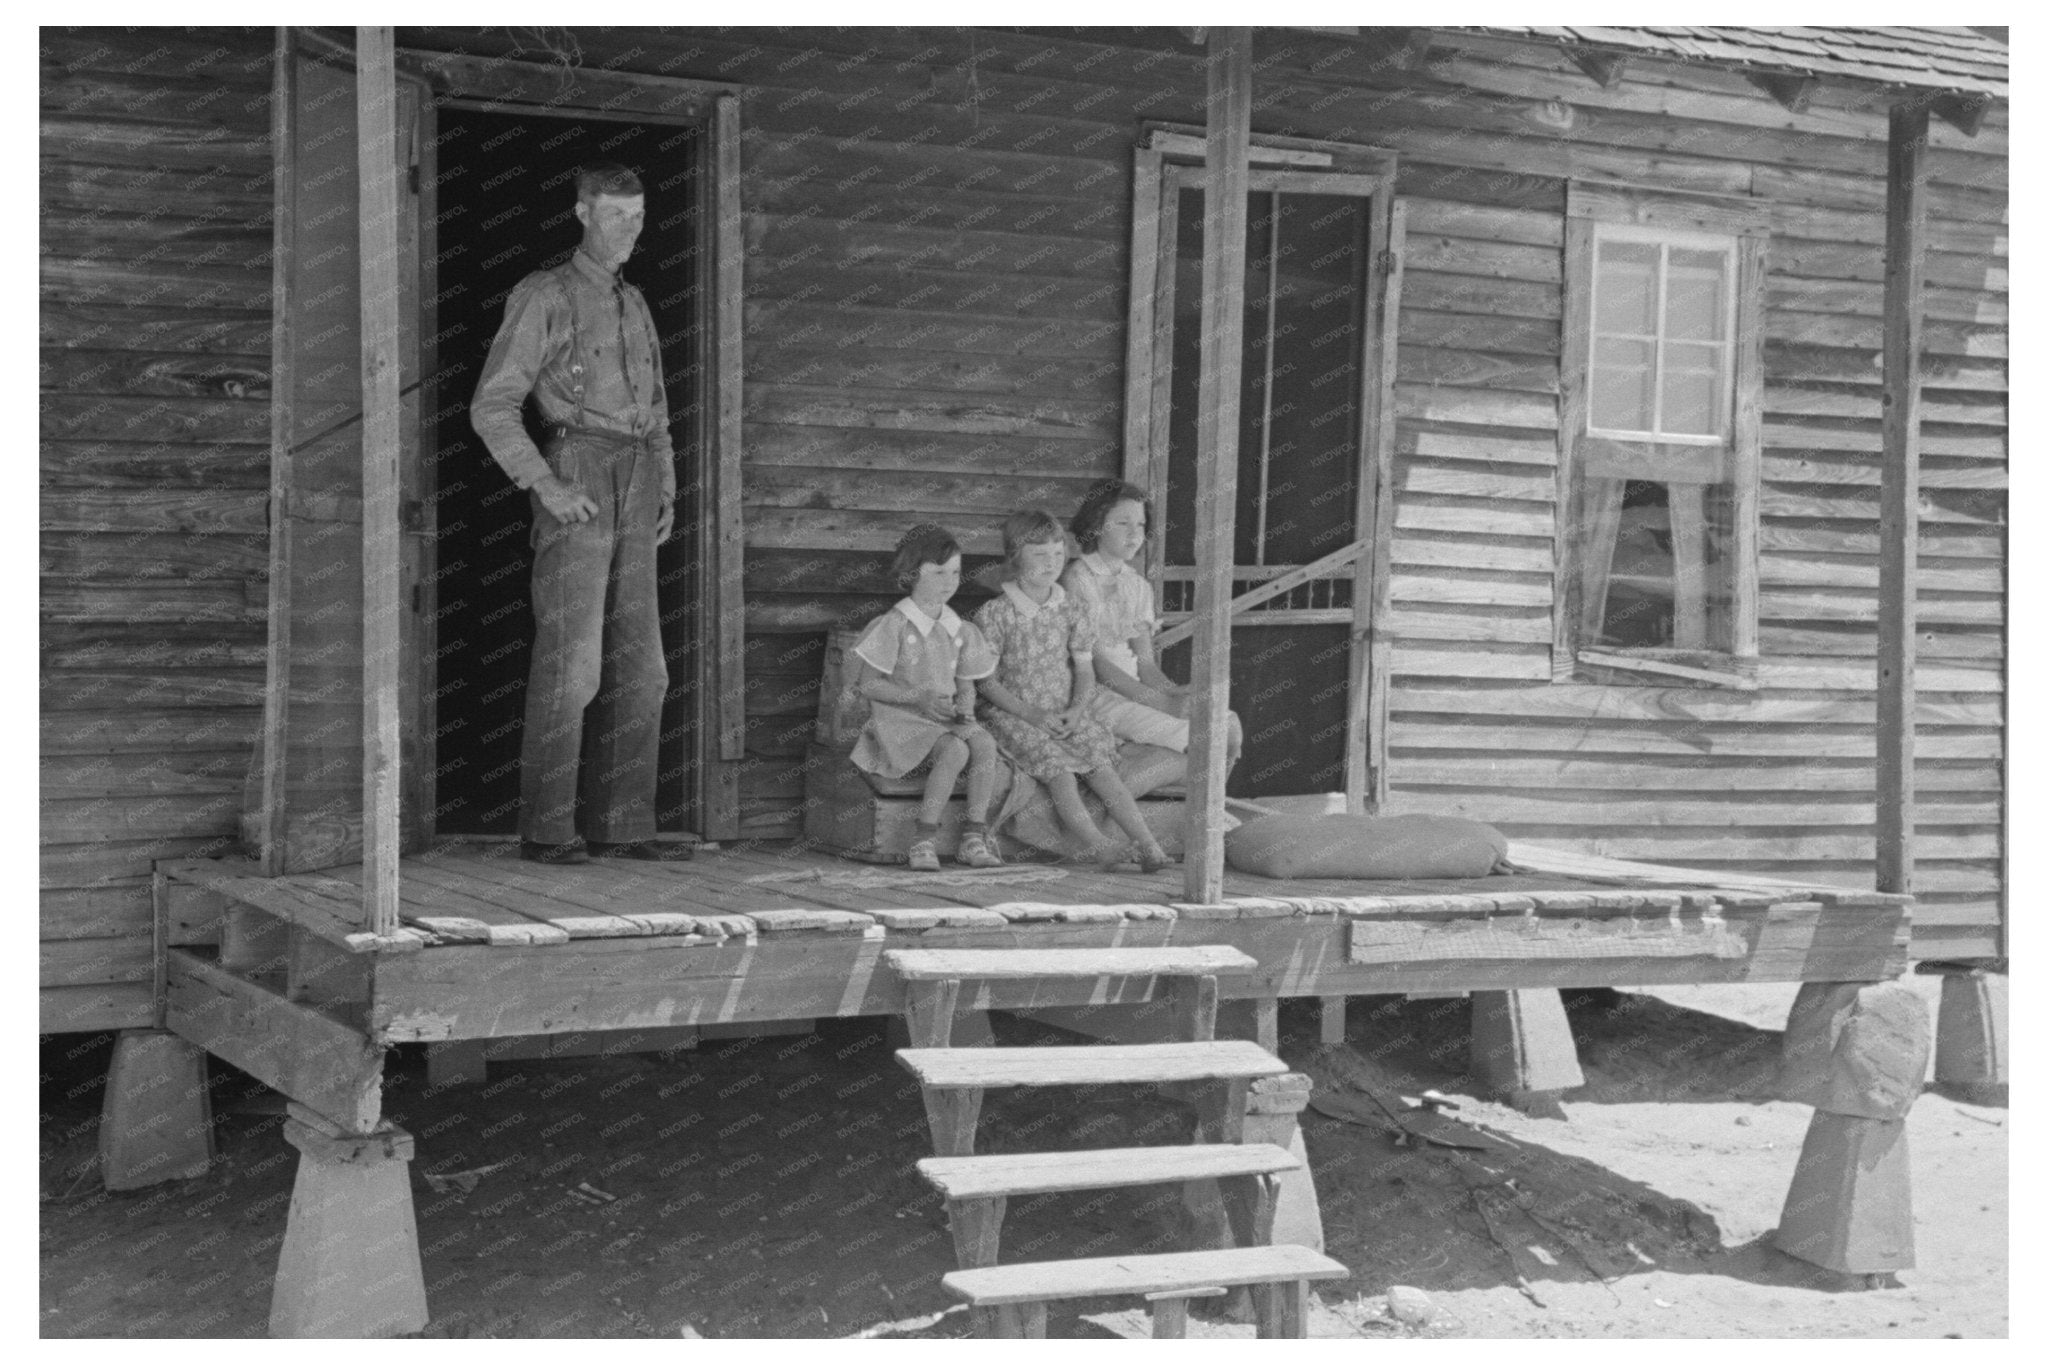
top-left (129, 838), bottom-right (1922, 1334)
top-left (155, 839), bottom-right (1911, 1129)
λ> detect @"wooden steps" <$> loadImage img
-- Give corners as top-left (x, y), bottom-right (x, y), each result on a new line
top-left (942, 1244), bottom-right (1348, 1339)
top-left (890, 943), bottom-right (1342, 1338)
top-left (885, 945), bottom-right (1257, 980)
top-left (944, 1243), bottom-right (1348, 1305)
top-left (917, 1142), bottom-right (1298, 1201)
top-left (896, 1041), bottom-right (1287, 1090)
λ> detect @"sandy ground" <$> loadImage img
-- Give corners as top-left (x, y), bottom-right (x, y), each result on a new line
top-left (38, 974), bottom-right (2007, 1339)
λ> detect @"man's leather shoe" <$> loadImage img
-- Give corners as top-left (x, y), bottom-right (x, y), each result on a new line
top-left (587, 839), bottom-right (695, 862)
top-left (520, 839), bottom-right (589, 865)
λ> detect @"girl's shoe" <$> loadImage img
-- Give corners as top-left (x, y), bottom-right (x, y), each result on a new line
top-left (905, 837), bottom-right (942, 872)
top-left (956, 831), bottom-right (1003, 869)
top-left (1137, 845), bottom-right (1174, 875)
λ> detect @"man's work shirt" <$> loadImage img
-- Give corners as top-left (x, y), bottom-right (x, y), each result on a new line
top-left (469, 248), bottom-right (676, 499)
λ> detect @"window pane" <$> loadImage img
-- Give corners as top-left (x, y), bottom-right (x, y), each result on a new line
top-left (1661, 341), bottom-right (1725, 436)
top-left (1599, 480), bottom-right (1674, 648)
top-left (1595, 240), bottom-right (1658, 334)
top-left (1666, 249), bottom-right (1727, 341)
top-left (1591, 336), bottom-right (1654, 430)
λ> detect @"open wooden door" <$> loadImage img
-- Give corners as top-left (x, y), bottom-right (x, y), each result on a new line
top-left (245, 28), bottom-right (429, 875)
top-left (1127, 137), bottom-right (1401, 808)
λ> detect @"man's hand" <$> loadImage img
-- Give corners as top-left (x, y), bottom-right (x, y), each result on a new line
top-left (656, 496), bottom-right (675, 546)
top-left (533, 473), bottom-right (598, 525)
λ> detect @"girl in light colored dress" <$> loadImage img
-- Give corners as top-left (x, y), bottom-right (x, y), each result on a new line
top-left (1061, 478), bottom-right (1242, 765)
top-left (850, 524), bottom-right (1004, 871)
top-left (974, 511), bottom-right (1172, 873)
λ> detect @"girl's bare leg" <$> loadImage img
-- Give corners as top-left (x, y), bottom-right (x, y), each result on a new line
top-left (921, 733), bottom-right (969, 826)
top-left (963, 729), bottom-right (1000, 824)
top-left (1083, 766), bottom-right (1171, 867)
top-left (1043, 771), bottom-right (1111, 858)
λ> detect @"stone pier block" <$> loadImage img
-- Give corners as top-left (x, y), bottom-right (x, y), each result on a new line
top-left (1773, 1111), bottom-right (1915, 1274)
top-left (1469, 989), bottom-right (1585, 1096)
top-left (269, 1110), bottom-right (428, 1338)
top-left (99, 1029), bottom-right (214, 1190)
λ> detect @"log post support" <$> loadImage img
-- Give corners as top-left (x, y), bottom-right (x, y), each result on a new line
top-left (890, 977), bottom-right (994, 1052)
top-left (1469, 989), bottom-right (1585, 1100)
top-left (356, 23), bottom-right (404, 934)
top-left (951, 1193), bottom-right (1007, 1340)
top-left (1179, 1070), bottom-right (1321, 1320)
top-left (1772, 981), bottom-right (1930, 1276)
top-left (269, 1105), bottom-right (428, 1338)
top-left (1875, 100), bottom-right (1929, 896)
top-left (1183, 26), bottom-right (1253, 904)
top-left (1920, 962), bottom-right (2008, 1101)
top-left (1243, 1074), bottom-right (1322, 1252)
top-left (99, 1028), bottom-right (215, 1190)
top-left (1317, 995), bottom-right (1347, 1048)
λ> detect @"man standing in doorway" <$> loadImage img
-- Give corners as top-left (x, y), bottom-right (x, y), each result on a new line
top-left (470, 163), bottom-right (691, 864)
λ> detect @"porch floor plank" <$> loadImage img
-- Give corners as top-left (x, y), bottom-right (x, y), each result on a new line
top-left (313, 860), bottom-right (570, 946)
top-left (162, 839), bottom-right (1879, 957)
top-left (398, 857), bottom-right (653, 939)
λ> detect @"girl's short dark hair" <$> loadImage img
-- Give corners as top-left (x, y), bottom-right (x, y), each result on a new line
top-left (890, 523), bottom-right (961, 591)
top-left (1000, 510), bottom-right (1066, 564)
top-left (1069, 478), bottom-right (1152, 552)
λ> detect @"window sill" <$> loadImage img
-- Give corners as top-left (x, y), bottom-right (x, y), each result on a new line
top-left (1562, 647), bottom-right (1759, 691)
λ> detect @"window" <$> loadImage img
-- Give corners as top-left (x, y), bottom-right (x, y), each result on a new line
top-left (1556, 184), bottom-right (1765, 688)
top-left (1590, 232), bottom-right (1734, 441)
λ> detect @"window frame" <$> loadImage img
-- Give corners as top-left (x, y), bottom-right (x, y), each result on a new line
top-left (1586, 224), bottom-right (1739, 445)
top-left (1555, 182), bottom-right (1767, 690)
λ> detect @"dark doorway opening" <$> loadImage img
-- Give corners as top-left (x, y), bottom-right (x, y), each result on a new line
top-left (1161, 185), bottom-right (1372, 799)
top-left (428, 106), bottom-right (706, 835)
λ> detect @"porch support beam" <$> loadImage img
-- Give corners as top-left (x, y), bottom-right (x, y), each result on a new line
top-left (1185, 27), bottom-right (1253, 904)
top-left (1875, 101), bottom-right (1928, 896)
top-left (357, 25), bottom-right (403, 934)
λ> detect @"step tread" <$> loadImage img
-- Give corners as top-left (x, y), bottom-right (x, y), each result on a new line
top-left (943, 1244), bottom-right (1348, 1306)
top-left (896, 1041), bottom-right (1288, 1089)
top-left (918, 1142), bottom-right (1298, 1200)
top-left (885, 946), bottom-right (1257, 981)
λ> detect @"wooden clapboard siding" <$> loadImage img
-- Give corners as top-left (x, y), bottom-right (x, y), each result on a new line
top-left (414, 25), bottom-right (2012, 900)
top-left (39, 27), bottom-right (275, 1029)
top-left (29, 25), bottom-right (2006, 1042)
top-left (1359, 35), bottom-right (2004, 952)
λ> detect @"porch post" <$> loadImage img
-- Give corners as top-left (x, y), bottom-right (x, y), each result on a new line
top-left (1184, 27), bottom-right (1253, 903)
top-left (357, 25), bottom-right (403, 934)
top-left (1874, 101), bottom-right (1928, 897)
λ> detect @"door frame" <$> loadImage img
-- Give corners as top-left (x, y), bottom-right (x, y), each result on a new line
top-left (399, 49), bottom-right (748, 840)
top-left (1121, 128), bottom-right (1402, 810)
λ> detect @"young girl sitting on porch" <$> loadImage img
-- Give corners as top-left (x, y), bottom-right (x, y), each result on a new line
top-left (850, 524), bottom-right (1005, 872)
top-left (974, 511), bottom-right (1173, 873)
top-left (1060, 478), bottom-right (1242, 766)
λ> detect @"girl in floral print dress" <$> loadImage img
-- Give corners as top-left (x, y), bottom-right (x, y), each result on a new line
top-left (850, 524), bottom-right (1005, 872)
top-left (973, 511), bottom-right (1172, 873)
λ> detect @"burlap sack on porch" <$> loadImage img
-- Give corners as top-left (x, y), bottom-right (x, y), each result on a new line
top-left (1224, 812), bottom-right (1507, 881)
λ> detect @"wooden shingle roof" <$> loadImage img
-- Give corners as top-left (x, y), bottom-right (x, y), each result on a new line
top-left (1471, 25), bottom-right (2007, 100)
